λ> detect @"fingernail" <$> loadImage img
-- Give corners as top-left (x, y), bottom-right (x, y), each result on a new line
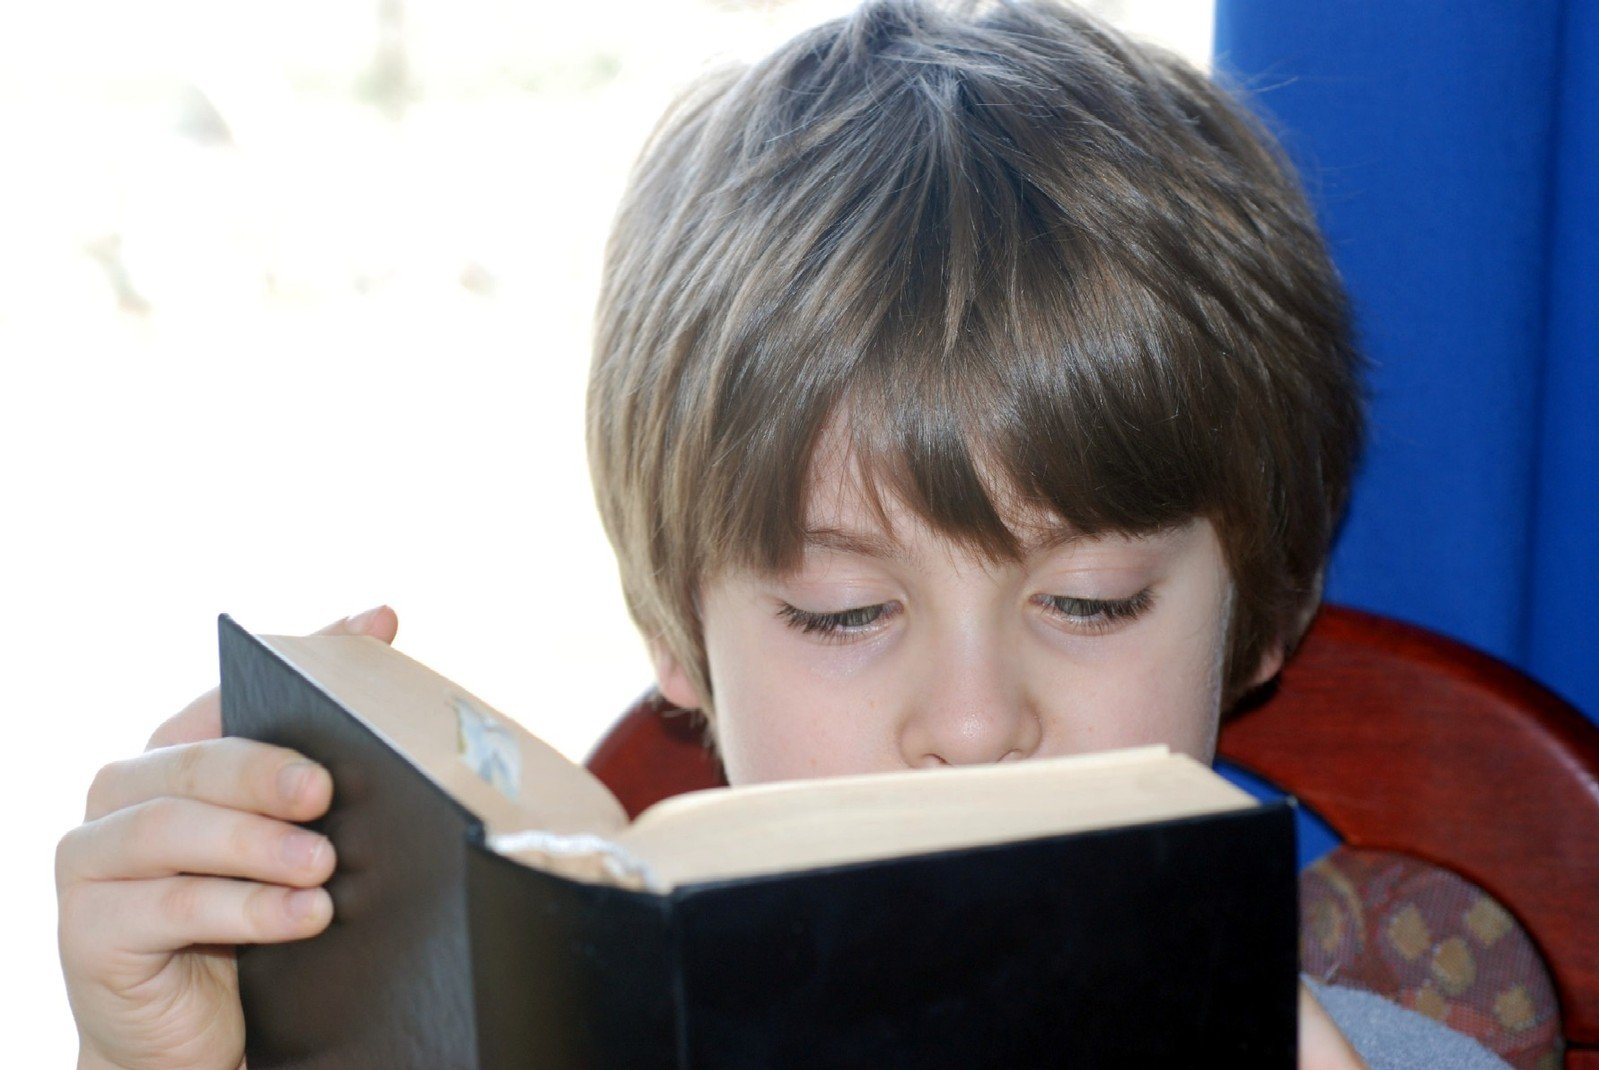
top-left (282, 830), bottom-right (327, 870)
top-left (278, 761), bottom-right (319, 804)
top-left (345, 605), bottom-right (387, 631)
top-left (285, 887), bottom-right (327, 922)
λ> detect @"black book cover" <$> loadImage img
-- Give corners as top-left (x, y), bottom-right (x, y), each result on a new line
top-left (219, 616), bottom-right (1300, 1069)
top-left (219, 616), bottom-right (487, 1069)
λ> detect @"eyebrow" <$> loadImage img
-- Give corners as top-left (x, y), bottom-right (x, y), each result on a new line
top-left (803, 527), bottom-right (906, 560)
top-left (801, 524), bottom-right (1086, 561)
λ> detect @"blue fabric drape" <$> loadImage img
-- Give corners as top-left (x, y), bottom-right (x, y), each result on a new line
top-left (1214, 1), bottom-right (1598, 721)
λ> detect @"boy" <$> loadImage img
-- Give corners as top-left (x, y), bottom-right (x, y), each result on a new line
top-left (55, 1), bottom-right (1507, 1066)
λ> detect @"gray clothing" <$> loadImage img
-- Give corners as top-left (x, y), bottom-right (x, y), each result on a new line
top-left (1307, 979), bottom-right (1514, 1069)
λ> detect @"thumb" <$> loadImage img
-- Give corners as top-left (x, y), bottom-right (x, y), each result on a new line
top-left (148, 606), bottom-right (400, 748)
top-left (316, 604), bottom-right (400, 644)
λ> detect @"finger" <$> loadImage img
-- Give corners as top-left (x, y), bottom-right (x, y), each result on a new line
top-left (60, 797), bottom-right (335, 887)
top-left (61, 875), bottom-right (333, 959)
top-left (147, 687), bottom-right (223, 749)
top-left (86, 738), bottom-right (331, 822)
top-left (317, 604), bottom-right (400, 643)
top-left (145, 606), bottom-right (399, 749)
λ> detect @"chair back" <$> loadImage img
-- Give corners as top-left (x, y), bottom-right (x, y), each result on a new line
top-left (1219, 605), bottom-right (1599, 1067)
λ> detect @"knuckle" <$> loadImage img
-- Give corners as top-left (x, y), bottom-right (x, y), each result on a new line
top-left (84, 758), bottom-right (133, 819)
top-left (226, 813), bottom-right (265, 865)
top-left (169, 742), bottom-right (208, 798)
top-left (159, 879), bottom-right (207, 928)
top-left (128, 796), bottom-right (181, 844)
top-left (54, 829), bottom-right (83, 890)
top-left (144, 720), bottom-right (171, 750)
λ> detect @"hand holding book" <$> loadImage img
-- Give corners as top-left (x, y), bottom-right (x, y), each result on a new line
top-left (54, 607), bottom-right (397, 1070)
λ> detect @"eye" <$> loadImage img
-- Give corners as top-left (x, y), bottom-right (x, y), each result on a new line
top-left (1034, 589), bottom-right (1153, 633)
top-left (777, 601), bottom-right (897, 637)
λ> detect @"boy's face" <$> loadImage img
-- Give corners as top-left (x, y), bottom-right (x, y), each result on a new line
top-left (655, 437), bottom-right (1272, 787)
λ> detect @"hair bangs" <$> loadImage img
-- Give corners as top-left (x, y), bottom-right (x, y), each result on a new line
top-left (696, 25), bottom-right (1247, 577)
top-left (706, 232), bottom-right (1242, 587)
top-left (837, 249), bottom-right (1235, 566)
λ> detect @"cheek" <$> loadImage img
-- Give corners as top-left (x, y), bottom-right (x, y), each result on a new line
top-left (1133, 552), bottom-right (1232, 760)
top-left (1129, 584), bottom-right (1229, 760)
top-left (1038, 587), bottom-right (1228, 762)
top-left (713, 691), bottom-right (886, 786)
top-left (1032, 644), bottom-right (1218, 761)
top-left (704, 613), bottom-right (887, 785)
top-left (1124, 641), bottom-right (1223, 760)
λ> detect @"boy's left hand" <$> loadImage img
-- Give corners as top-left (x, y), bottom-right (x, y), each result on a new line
top-left (56, 607), bottom-right (398, 1070)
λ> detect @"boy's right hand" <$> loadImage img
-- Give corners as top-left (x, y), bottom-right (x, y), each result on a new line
top-left (56, 607), bottom-right (399, 1070)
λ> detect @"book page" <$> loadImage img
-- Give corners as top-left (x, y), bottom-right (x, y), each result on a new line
top-left (259, 632), bottom-right (1258, 894)
top-left (262, 635), bottom-right (629, 840)
top-left (609, 747), bottom-right (1256, 889)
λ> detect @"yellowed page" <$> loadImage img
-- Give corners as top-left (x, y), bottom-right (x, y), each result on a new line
top-left (260, 634), bottom-right (1256, 893)
top-left (263, 634), bottom-right (628, 839)
top-left (611, 747), bottom-right (1255, 889)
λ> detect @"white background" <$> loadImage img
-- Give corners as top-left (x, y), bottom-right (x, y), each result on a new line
top-left (1, 0), bottom-right (1211, 1060)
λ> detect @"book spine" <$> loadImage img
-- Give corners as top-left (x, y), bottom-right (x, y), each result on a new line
top-left (466, 844), bottom-right (679, 1070)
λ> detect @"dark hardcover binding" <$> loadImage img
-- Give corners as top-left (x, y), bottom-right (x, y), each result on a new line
top-left (219, 616), bottom-right (485, 1069)
top-left (219, 616), bottom-right (1299, 1069)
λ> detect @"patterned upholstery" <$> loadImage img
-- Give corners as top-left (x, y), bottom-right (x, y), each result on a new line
top-left (1300, 847), bottom-right (1563, 1069)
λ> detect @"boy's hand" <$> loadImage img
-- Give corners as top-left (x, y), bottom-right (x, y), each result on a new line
top-left (56, 607), bottom-right (398, 1070)
top-left (1299, 981), bottom-right (1369, 1069)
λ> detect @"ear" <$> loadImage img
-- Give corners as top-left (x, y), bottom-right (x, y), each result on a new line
top-left (1246, 641), bottom-right (1287, 690)
top-left (650, 640), bottom-right (705, 711)
top-left (1247, 581), bottom-right (1324, 690)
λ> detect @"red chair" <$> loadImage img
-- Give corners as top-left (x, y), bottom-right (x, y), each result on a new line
top-left (586, 604), bottom-right (1599, 1068)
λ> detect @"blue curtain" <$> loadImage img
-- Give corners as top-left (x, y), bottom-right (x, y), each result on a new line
top-left (1214, 1), bottom-right (1598, 722)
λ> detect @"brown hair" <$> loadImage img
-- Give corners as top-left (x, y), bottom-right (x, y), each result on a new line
top-left (589, 0), bottom-right (1364, 711)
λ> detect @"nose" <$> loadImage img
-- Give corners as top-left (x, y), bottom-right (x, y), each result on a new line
top-left (899, 627), bottom-right (1042, 767)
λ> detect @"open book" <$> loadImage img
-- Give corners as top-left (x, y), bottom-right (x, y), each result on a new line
top-left (219, 616), bottom-right (1298, 1069)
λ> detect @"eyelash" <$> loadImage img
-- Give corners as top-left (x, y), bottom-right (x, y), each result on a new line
top-left (1034, 589), bottom-right (1154, 632)
top-left (776, 588), bottom-right (1154, 639)
top-left (777, 602), bottom-right (897, 637)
